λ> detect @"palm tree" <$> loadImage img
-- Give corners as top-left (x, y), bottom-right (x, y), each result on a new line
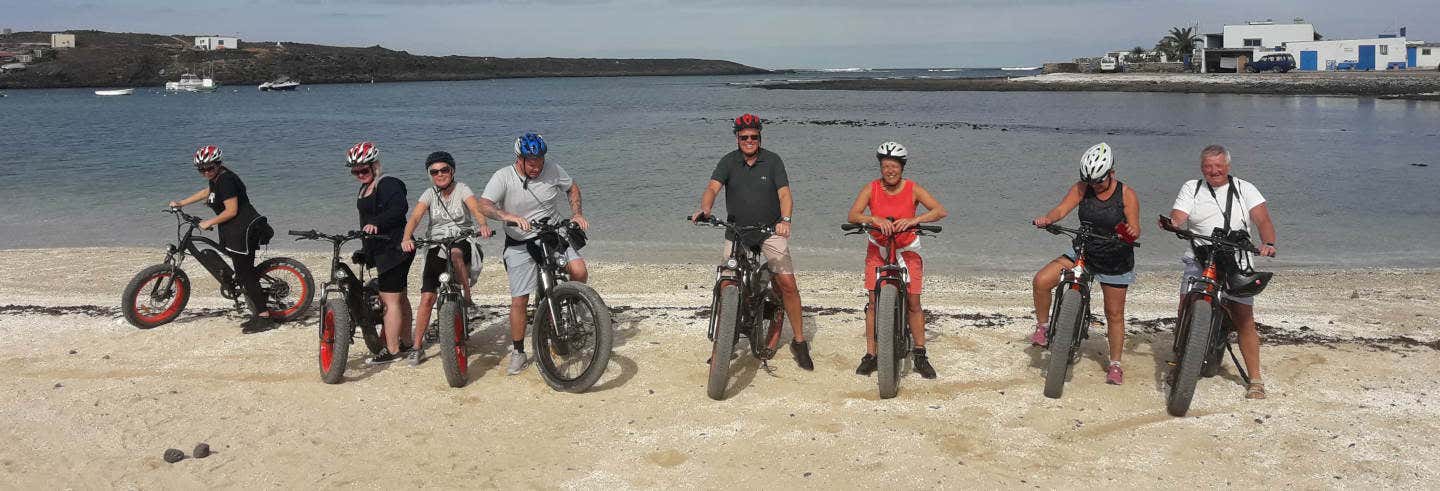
top-left (1161, 26), bottom-right (1203, 60)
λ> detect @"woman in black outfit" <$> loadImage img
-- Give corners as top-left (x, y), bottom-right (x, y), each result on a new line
top-left (346, 142), bottom-right (416, 364)
top-left (168, 145), bottom-right (277, 334)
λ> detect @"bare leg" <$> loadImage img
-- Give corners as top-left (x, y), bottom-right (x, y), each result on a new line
top-left (379, 292), bottom-right (405, 354)
top-left (1227, 303), bottom-right (1262, 381)
top-left (864, 291), bottom-right (877, 355)
top-left (566, 259), bottom-right (588, 283)
top-left (415, 292), bottom-right (437, 351)
top-left (1099, 284), bottom-right (1128, 363)
top-left (1031, 257), bottom-right (1072, 324)
top-left (772, 273), bottom-right (804, 342)
top-left (450, 247), bottom-right (470, 302)
top-left (509, 294), bottom-right (530, 344)
top-left (907, 293), bottom-right (925, 348)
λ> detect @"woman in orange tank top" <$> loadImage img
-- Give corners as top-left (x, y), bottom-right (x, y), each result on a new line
top-left (845, 142), bottom-right (948, 379)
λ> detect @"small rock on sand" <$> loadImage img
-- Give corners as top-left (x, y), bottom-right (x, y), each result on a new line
top-left (163, 449), bottom-right (185, 463)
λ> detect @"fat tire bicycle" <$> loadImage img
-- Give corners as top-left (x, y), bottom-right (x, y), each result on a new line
top-left (841, 220), bottom-right (942, 399)
top-left (689, 215), bottom-right (786, 401)
top-left (289, 229), bottom-right (395, 384)
top-left (1035, 223), bottom-right (1138, 399)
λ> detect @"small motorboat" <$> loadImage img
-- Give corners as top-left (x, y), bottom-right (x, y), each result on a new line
top-left (1001, 66), bottom-right (1041, 71)
top-left (95, 88), bottom-right (135, 96)
top-left (165, 73), bottom-right (218, 92)
top-left (259, 77), bottom-right (300, 91)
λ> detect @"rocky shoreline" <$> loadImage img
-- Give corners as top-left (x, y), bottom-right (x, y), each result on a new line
top-left (0, 30), bottom-right (768, 89)
top-left (761, 72), bottom-right (1440, 99)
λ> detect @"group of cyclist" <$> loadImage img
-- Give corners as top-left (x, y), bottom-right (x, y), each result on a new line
top-left (167, 112), bottom-right (1277, 401)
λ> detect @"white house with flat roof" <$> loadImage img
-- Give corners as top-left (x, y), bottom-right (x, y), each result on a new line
top-left (50, 33), bottom-right (75, 48)
top-left (1223, 21), bottom-right (1317, 49)
top-left (1285, 37), bottom-right (1408, 70)
top-left (194, 36), bottom-right (239, 51)
top-left (1408, 42), bottom-right (1440, 70)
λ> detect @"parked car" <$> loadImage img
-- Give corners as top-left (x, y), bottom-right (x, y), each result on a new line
top-left (1247, 53), bottom-right (1296, 73)
top-left (1097, 57), bottom-right (1119, 72)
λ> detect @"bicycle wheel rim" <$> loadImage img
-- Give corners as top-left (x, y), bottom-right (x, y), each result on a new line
top-left (261, 264), bottom-right (310, 318)
top-left (133, 272), bottom-right (186, 324)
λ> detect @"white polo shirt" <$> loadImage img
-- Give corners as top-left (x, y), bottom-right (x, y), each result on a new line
top-left (1171, 176), bottom-right (1266, 258)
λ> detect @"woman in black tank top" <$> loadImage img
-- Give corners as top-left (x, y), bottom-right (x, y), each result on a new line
top-left (1027, 143), bottom-right (1141, 385)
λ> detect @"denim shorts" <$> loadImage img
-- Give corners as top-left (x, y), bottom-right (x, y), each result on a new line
top-left (1063, 247), bottom-right (1136, 286)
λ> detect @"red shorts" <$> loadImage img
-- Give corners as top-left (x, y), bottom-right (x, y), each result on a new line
top-left (864, 244), bottom-right (923, 294)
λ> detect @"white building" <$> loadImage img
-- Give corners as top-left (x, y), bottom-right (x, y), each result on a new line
top-left (1409, 42), bottom-right (1440, 70)
top-left (50, 33), bottom-right (75, 48)
top-left (1223, 21), bottom-right (1317, 49)
top-left (1285, 37), bottom-right (1408, 70)
top-left (194, 36), bottom-right (239, 51)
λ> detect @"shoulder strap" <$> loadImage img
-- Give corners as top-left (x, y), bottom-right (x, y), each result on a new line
top-left (1220, 176), bottom-right (1237, 233)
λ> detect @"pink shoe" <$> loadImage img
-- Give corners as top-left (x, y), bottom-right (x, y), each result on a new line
top-left (1106, 362), bottom-right (1124, 385)
top-left (1029, 323), bottom-right (1048, 347)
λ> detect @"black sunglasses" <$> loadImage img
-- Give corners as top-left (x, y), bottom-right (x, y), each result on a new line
top-left (429, 167), bottom-right (453, 176)
top-left (736, 134), bottom-right (761, 141)
top-left (350, 166), bottom-right (373, 176)
top-left (196, 165), bottom-right (218, 174)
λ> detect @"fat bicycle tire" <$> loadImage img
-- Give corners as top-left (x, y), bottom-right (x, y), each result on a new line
top-left (318, 299), bottom-right (354, 384)
top-left (121, 264), bottom-right (191, 329)
top-left (1168, 298), bottom-right (1215, 417)
top-left (707, 285), bottom-right (741, 401)
top-left (532, 282), bottom-right (614, 393)
top-left (1044, 288), bottom-right (1084, 399)
top-left (876, 284), bottom-right (903, 399)
top-left (257, 257), bottom-right (315, 322)
top-left (437, 299), bottom-right (468, 388)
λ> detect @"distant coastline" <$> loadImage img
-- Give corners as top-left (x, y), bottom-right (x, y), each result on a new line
top-left (0, 30), bottom-right (769, 89)
top-left (760, 72), bottom-right (1440, 99)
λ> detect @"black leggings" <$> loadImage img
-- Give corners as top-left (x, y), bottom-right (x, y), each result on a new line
top-left (227, 250), bottom-right (268, 319)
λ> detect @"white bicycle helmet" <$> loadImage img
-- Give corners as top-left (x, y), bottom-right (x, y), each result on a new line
top-left (346, 141), bottom-right (379, 167)
top-left (876, 141), bottom-right (908, 163)
top-left (1080, 142), bottom-right (1113, 182)
top-left (193, 145), bottom-right (222, 167)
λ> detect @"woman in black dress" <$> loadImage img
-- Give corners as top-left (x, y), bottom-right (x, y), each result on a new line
top-left (346, 142), bottom-right (417, 365)
top-left (167, 145), bottom-right (276, 333)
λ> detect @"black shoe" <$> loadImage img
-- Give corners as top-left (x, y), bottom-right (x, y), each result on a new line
top-left (855, 354), bottom-right (877, 376)
top-left (240, 317), bottom-right (276, 334)
top-left (366, 351), bottom-right (400, 366)
top-left (790, 341), bottom-right (814, 371)
top-left (913, 350), bottom-right (937, 379)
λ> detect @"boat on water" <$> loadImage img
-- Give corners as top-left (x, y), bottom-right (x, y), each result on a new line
top-left (165, 74), bottom-right (218, 92)
top-left (258, 77), bottom-right (300, 91)
top-left (1001, 66), bottom-right (1041, 71)
top-left (94, 88), bottom-right (135, 96)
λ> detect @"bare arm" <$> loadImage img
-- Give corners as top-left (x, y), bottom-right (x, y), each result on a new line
top-left (476, 198), bottom-right (530, 232)
top-left (846, 183), bottom-right (873, 224)
top-left (1249, 203), bottom-right (1277, 256)
top-left (693, 180), bottom-right (723, 221)
top-left (462, 196), bottom-right (494, 238)
top-left (400, 200), bottom-right (428, 252)
top-left (1034, 183), bottom-right (1084, 227)
top-left (170, 188), bottom-right (209, 207)
top-left (777, 186), bottom-right (793, 219)
top-left (199, 197), bottom-right (238, 230)
top-left (1121, 185), bottom-right (1141, 238)
top-left (911, 184), bottom-right (948, 223)
top-left (567, 183), bottom-right (589, 231)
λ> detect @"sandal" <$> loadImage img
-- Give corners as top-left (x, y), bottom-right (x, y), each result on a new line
top-left (1245, 382), bottom-right (1266, 400)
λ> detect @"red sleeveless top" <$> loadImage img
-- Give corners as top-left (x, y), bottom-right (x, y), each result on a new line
top-left (868, 179), bottom-right (917, 247)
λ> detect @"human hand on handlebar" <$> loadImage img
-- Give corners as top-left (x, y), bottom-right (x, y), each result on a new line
top-left (362, 224), bottom-right (378, 234)
top-left (691, 209), bottom-right (711, 224)
top-left (478, 222), bottom-right (495, 238)
top-left (870, 216), bottom-right (895, 236)
top-left (401, 239), bottom-right (415, 253)
top-left (198, 219), bottom-right (215, 231)
top-left (507, 214), bottom-right (532, 232)
top-left (571, 213), bottom-right (590, 232)
top-left (776, 221), bottom-right (791, 238)
top-left (1156, 215), bottom-right (1179, 232)
top-left (1032, 216), bottom-right (1053, 228)
top-left (168, 200), bottom-right (182, 208)
top-left (1258, 244), bottom-right (1277, 257)
top-left (893, 218), bottom-right (918, 232)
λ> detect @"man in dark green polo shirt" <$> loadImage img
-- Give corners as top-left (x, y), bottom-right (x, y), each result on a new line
top-left (691, 113), bottom-right (813, 370)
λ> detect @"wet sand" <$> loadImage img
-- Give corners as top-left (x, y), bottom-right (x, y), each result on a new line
top-left (1, 248), bottom-right (1437, 488)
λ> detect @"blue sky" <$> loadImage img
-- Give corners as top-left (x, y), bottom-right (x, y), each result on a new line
top-left (4, 0), bottom-right (1435, 68)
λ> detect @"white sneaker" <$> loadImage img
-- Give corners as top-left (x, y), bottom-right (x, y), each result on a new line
top-left (507, 347), bottom-right (530, 375)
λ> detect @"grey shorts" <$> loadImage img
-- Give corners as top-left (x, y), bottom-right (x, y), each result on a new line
top-left (1180, 257), bottom-right (1254, 306)
top-left (503, 243), bottom-right (583, 298)
top-left (1063, 246), bottom-right (1136, 286)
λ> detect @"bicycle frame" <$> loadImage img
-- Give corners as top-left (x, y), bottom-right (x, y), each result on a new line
top-left (704, 223), bottom-right (776, 345)
top-left (158, 210), bottom-right (239, 300)
top-left (871, 232), bottom-right (911, 350)
top-left (1161, 216), bottom-right (1260, 382)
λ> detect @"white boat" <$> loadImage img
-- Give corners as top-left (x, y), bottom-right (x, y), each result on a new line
top-left (1001, 66), bottom-right (1041, 71)
top-left (94, 88), bottom-right (134, 96)
top-left (258, 77), bottom-right (300, 91)
top-left (165, 73), bottom-right (218, 92)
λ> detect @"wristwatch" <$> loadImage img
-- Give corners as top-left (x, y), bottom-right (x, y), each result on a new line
top-left (1264, 242), bottom-right (1277, 249)
top-left (780, 216), bottom-right (792, 223)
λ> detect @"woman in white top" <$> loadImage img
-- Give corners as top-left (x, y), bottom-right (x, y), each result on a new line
top-left (394, 151), bottom-right (493, 366)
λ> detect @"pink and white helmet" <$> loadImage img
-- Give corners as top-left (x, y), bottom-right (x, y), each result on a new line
top-left (346, 141), bottom-right (379, 167)
top-left (193, 145), bottom-right (222, 167)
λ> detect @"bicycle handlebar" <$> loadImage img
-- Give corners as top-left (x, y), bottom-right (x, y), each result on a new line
top-left (840, 222), bottom-right (942, 234)
top-left (411, 229), bottom-right (478, 247)
top-left (686, 215), bottom-right (776, 234)
top-left (1041, 223), bottom-right (1139, 248)
top-left (164, 207), bottom-right (202, 225)
top-left (287, 229), bottom-right (387, 243)
top-left (1157, 215), bottom-right (1258, 254)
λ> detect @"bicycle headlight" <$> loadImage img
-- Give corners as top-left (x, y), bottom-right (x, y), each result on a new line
top-left (331, 268), bottom-right (349, 283)
top-left (725, 258), bottom-right (738, 269)
top-left (438, 272), bottom-right (451, 285)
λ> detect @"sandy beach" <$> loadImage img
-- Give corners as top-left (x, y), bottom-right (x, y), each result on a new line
top-left (761, 71), bottom-right (1440, 99)
top-left (1, 247), bottom-right (1438, 488)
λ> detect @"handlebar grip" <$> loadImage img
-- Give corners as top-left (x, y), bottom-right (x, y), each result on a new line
top-left (287, 230), bottom-right (308, 236)
top-left (840, 223), bottom-right (861, 231)
top-left (505, 221), bottom-right (520, 227)
top-left (917, 225), bottom-right (942, 233)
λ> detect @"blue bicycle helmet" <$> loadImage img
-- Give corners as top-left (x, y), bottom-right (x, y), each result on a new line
top-left (514, 133), bottom-right (547, 158)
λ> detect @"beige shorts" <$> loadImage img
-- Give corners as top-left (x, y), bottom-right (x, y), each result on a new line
top-left (723, 235), bottom-right (795, 275)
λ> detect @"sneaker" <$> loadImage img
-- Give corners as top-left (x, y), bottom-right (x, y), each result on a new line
top-left (406, 349), bottom-right (422, 367)
top-left (1106, 362), bottom-right (1124, 385)
top-left (366, 350), bottom-right (400, 366)
top-left (790, 341), bottom-right (814, 371)
top-left (1030, 323), bottom-right (1049, 347)
top-left (855, 354), bottom-right (877, 376)
top-left (506, 347), bottom-right (530, 375)
top-left (913, 350), bottom-right (937, 379)
top-left (241, 317), bottom-right (276, 334)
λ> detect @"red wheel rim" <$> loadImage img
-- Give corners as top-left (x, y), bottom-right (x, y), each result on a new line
top-left (320, 308), bottom-right (336, 372)
top-left (133, 272), bottom-right (186, 324)
top-left (264, 265), bottom-right (309, 317)
top-left (453, 310), bottom-right (467, 375)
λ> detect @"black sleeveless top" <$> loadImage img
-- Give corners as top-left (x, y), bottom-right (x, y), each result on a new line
top-left (1077, 181), bottom-right (1134, 275)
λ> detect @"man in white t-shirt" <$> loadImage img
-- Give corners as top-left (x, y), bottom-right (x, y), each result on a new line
top-left (1163, 144), bottom-right (1277, 400)
top-left (478, 133), bottom-right (591, 375)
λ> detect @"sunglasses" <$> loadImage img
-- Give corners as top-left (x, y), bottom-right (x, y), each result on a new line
top-left (196, 165), bottom-right (218, 174)
top-left (350, 166), bottom-right (373, 176)
top-left (1082, 174), bottom-right (1110, 185)
top-left (736, 135), bottom-right (761, 141)
top-left (429, 167), bottom-right (453, 176)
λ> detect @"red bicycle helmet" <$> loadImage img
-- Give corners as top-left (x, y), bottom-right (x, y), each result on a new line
top-left (346, 141), bottom-right (379, 167)
top-left (193, 145), bottom-right (222, 167)
top-left (733, 113), bottom-right (762, 132)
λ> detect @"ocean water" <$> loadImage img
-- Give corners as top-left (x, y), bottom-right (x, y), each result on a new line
top-left (2, 72), bottom-right (1438, 273)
